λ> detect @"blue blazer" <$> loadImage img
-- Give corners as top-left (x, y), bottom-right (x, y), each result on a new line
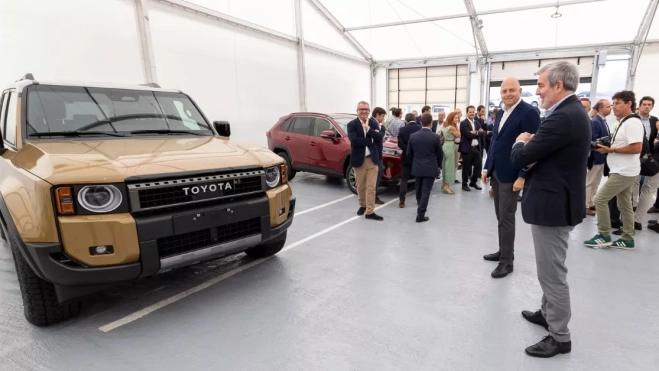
top-left (397, 121), bottom-right (422, 166)
top-left (347, 117), bottom-right (383, 168)
top-left (484, 100), bottom-right (541, 184)
top-left (408, 127), bottom-right (444, 178)
top-left (589, 115), bottom-right (610, 166)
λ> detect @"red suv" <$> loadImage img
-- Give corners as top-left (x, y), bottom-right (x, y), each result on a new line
top-left (267, 112), bottom-right (404, 194)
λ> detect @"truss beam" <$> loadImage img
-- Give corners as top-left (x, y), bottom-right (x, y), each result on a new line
top-left (344, 0), bottom-right (605, 32)
top-left (135, 0), bottom-right (158, 83)
top-left (464, 0), bottom-right (488, 56)
top-left (628, 0), bottom-right (659, 89)
top-left (294, 0), bottom-right (307, 111)
top-left (305, 0), bottom-right (373, 62)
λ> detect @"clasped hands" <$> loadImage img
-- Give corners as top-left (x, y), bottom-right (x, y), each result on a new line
top-left (481, 172), bottom-right (525, 192)
top-left (516, 132), bottom-right (533, 144)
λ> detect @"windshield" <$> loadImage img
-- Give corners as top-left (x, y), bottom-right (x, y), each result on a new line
top-left (332, 117), bottom-right (355, 133)
top-left (25, 85), bottom-right (213, 137)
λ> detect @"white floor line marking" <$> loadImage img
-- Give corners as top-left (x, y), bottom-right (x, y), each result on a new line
top-left (97, 184), bottom-right (431, 332)
top-left (295, 194), bottom-right (355, 216)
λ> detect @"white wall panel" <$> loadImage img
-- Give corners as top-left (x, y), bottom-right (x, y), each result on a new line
top-left (469, 64), bottom-right (482, 106)
top-left (148, 1), bottom-right (299, 147)
top-left (0, 0), bottom-right (143, 87)
top-left (305, 49), bottom-right (370, 113)
top-left (635, 44), bottom-right (659, 116)
top-left (490, 57), bottom-right (594, 81)
top-left (375, 66), bottom-right (387, 109)
top-left (388, 65), bottom-right (468, 113)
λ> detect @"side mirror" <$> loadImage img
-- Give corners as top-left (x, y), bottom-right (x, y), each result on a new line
top-left (320, 130), bottom-right (336, 140)
top-left (213, 121), bottom-right (231, 137)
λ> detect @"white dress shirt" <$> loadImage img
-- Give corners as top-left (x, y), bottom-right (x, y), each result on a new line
top-left (468, 119), bottom-right (478, 146)
top-left (499, 98), bottom-right (522, 133)
top-left (361, 119), bottom-right (370, 157)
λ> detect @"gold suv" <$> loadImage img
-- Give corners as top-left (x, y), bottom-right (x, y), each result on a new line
top-left (0, 74), bottom-right (295, 326)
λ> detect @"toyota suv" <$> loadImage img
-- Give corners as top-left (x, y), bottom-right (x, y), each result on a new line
top-left (266, 112), bottom-right (403, 193)
top-left (0, 74), bottom-right (295, 326)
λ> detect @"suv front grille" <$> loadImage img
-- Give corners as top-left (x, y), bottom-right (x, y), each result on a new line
top-left (127, 170), bottom-right (265, 212)
top-left (156, 218), bottom-right (262, 258)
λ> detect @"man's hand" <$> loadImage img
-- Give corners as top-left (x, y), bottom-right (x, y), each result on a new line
top-left (595, 144), bottom-right (613, 154)
top-left (516, 132), bottom-right (532, 143)
top-left (481, 171), bottom-right (488, 184)
top-left (513, 177), bottom-right (525, 192)
top-left (471, 130), bottom-right (477, 135)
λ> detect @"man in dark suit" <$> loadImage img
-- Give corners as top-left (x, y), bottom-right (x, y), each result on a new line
top-left (408, 113), bottom-right (443, 222)
top-left (459, 105), bottom-right (485, 191)
top-left (397, 113), bottom-right (422, 207)
top-left (371, 111), bottom-right (387, 205)
top-left (481, 77), bottom-right (541, 279)
top-left (347, 101), bottom-right (384, 221)
top-left (585, 99), bottom-right (612, 216)
top-left (510, 61), bottom-right (591, 358)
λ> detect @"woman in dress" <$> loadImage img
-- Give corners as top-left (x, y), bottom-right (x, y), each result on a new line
top-left (441, 111), bottom-right (461, 194)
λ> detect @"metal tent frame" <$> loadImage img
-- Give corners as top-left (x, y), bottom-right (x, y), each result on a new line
top-left (134, 0), bottom-right (659, 110)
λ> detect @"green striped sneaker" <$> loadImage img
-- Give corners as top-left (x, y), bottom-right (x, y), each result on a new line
top-left (584, 234), bottom-right (613, 248)
top-left (611, 239), bottom-right (635, 250)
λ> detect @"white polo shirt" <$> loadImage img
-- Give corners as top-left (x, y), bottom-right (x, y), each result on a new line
top-left (607, 116), bottom-right (644, 177)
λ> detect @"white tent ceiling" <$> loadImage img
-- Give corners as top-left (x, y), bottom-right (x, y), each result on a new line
top-left (169, 0), bottom-right (658, 64)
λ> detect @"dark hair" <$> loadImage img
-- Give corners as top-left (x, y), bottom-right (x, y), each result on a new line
top-left (389, 106), bottom-right (397, 112)
top-left (477, 105), bottom-right (485, 112)
top-left (393, 108), bottom-right (403, 117)
top-left (593, 99), bottom-right (605, 112)
top-left (405, 113), bottom-right (415, 122)
top-left (422, 105), bottom-right (431, 113)
top-left (639, 96), bottom-right (655, 107)
top-left (491, 108), bottom-right (498, 116)
top-left (421, 113), bottom-right (433, 126)
top-left (612, 90), bottom-right (637, 111)
top-left (372, 107), bottom-right (386, 117)
top-left (466, 105), bottom-right (475, 113)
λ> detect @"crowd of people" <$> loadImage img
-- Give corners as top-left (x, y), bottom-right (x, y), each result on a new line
top-left (343, 60), bottom-right (659, 359)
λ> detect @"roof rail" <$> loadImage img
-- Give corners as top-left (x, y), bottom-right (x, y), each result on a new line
top-left (139, 82), bottom-right (161, 88)
top-left (17, 73), bottom-right (35, 81)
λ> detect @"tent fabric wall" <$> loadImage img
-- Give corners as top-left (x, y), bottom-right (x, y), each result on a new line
top-left (634, 44), bottom-right (659, 116)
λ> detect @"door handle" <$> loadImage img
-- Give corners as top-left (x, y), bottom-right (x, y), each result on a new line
top-left (310, 142), bottom-right (317, 146)
top-left (284, 136), bottom-right (291, 140)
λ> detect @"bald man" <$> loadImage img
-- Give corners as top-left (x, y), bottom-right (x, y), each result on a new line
top-left (482, 77), bottom-right (541, 278)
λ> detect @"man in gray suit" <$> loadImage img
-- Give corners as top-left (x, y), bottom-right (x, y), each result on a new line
top-left (510, 61), bottom-right (591, 358)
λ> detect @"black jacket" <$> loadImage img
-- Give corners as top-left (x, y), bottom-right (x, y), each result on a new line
top-left (408, 127), bottom-right (444, 178)
top-left (510, 95), bottom-right (591, 227)
top-left (398, 121), bottom-right (422, 166)
top-left (347, 117), bottom-right (383, 168)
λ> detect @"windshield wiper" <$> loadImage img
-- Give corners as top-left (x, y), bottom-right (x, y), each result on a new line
top-left (129, 129), bottom-right (206, 136)
top-left (28, 131), bottom-right (124, 138)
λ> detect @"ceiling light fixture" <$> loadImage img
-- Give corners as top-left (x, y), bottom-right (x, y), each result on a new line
top-left (551, 3), bottom-right (562, 18)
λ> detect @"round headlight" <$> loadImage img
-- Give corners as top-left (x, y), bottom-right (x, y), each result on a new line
top-left (77, 185), bottom-right (123, 213)
top-left (265, 166), bottom-right (281, 188)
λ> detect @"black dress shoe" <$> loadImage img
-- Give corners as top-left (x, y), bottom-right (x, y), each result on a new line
top-left (357, 207), bottom-right (366, 216)
top-left (649, 223), bottom-right (659, 233)
top-left (649, 219), bottom-right (658, 225)
top-left (462, 185), bottom-right (471, 191)
top-left (525, 335), bottom-right (571, 358)
top-left (483, 251), bottom-right (500, 261)
top-left (365, 213), bottom-right (383, 221)
top-left (521, 309), bottom-right (549, 330)
top-left (469, 183), bottom-right (482, 190)
top-left (416, 215), bottom-right (429, 223)
top-left (455, 180), bottom-right (461, 184)
top-left (491, 263), bottom-right (513, 278)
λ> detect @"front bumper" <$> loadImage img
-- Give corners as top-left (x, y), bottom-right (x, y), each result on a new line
top-left (20, 195), bottom-right (296, 289)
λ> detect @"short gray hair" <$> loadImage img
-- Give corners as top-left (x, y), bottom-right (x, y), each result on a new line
top-left (537, 61), bottom-right (579, 92)
top-left (357, 101), bottom-right (370, 108)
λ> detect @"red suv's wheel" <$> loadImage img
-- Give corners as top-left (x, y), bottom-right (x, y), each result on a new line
top-left (279, 152), bottom-right (296, 180)
top-left (345, 165), bottom-right (357, 195)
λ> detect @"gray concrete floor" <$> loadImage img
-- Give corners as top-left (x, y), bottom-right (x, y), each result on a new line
top-left (1, 172), bottom-right (658, 371)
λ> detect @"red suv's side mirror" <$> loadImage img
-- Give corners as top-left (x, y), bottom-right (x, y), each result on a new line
top-left (320, 130), bottom-right (336, 140)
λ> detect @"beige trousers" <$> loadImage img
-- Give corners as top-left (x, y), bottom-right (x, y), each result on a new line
top-left (585, 164), bottom-right (604, 208)
top-left (354, 157), bottom-right (379, 214)
top-left (594, 173), bottom-right (637, 241)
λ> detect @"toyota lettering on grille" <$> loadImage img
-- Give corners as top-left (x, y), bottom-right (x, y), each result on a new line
top-left (182, 180), bottom-right (234, 196)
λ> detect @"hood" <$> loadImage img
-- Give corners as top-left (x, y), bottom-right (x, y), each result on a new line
top-left (13, 137), bottom-right (284, 184)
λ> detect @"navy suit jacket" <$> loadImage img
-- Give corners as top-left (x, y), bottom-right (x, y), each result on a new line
top-left (589, 115), bottom-right (611, 166)
top-left (484, 100), bottom-right (541, 183)
top-left (459, 118), bottom-right (485, 153)
top-left (408, 127), bottom-right (444, 178)
top-left (347, 117), bottom-right (383, 168)
top-left (397, 121), bottom-right (422, 166)
top-left (370, 117), bottom-right (386, 161)
top-left (510, 95), bottom-right (591, 227)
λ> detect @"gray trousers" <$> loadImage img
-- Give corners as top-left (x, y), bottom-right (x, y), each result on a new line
top-left (531, 224), bottom-right (574, 343)
top-left (491, 170), bottom-right (519, 265)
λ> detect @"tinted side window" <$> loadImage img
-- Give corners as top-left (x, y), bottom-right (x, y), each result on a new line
top-left (280, 118), bottom-right (294, 132)
top-left (313, 118), bottom-right (335, 136)
top-left (0, 92), bottom-right (8, 139)
top-left (3, 92), bottom-right (17, 145)
top-left (292, 117), bottom-right (313, 135)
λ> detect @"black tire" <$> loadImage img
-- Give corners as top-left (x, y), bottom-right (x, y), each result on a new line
top-left (244, 231), bottom-right (287, 259)
top-left (9, 235), bottom-right (80, 326)
top-left (345, 165), bottom-right (357, 195)
top-left (279, 152), bottom-right (296, 180)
